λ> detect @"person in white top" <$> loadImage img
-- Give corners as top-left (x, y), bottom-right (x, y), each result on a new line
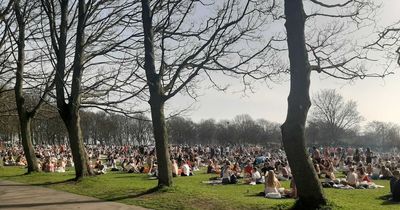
top-left (251, 167), bottom-right (264, 184)
top-left (346, 167), bottom-right (358, 187)
top-left (181, 162), bottom-right (192, 176)
top-left (264, 170), bottom-right (283, 198)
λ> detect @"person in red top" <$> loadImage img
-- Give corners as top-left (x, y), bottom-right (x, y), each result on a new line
top-left (358, 167), bottom-right (372, 182)
top-left (244, 161), bottom-right (253, 177)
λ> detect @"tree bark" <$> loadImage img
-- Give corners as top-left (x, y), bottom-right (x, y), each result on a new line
top-left (14, 0), bottom-right (40, 173)
top-left (141, 0), bottom-right (173, 187)
top-left (18, 115), bottom-right (40, 173)
top-left (64, 110), bottom-right (92, 179)
top-left (281, 0), bottom-right (327, 208)
top-left (46, 0), bottom-right (93, 180)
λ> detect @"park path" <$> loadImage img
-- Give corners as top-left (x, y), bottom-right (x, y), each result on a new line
top-left (0, 180), bottom-right (148, 210)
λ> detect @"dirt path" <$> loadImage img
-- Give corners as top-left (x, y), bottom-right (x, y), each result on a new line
top-left (0, 180), bottom-right (148, 210)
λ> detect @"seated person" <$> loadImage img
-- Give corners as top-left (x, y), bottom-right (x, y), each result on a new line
top-left (244, 161), bottom-right (253, 178)
top-left (232, 162), bottom-right (243, 178)
top-left (221, 165), bottom-right (232, 184)
top-left (371, 164), bottom-right (381, 180)
top-left (15, 155), bottom-right (26, 166)
top-left (357, 167), bottom-right (372, 183)
top-left (264, 170), bottom-right (281, 198)
top-left (206, 159), bottom-right (215, 174)
top-left (181, 162), bottom-right (193, 176)
top-left (93, 160), bottom-right (107, 175)
top-left (380, 166), bottom-right (393, 180)
top-left (66, 156), bottom-right (74, 167)
top-left (261, 162), bottom-right (275, 175)
top-left (55, 159), bottom-right (66, 173)
top-left (250, 167), bottom-right (264, 184)
top-left (281, 164), bottom-right (291, 179)
top-left (125, 159), bottom-right (139, 173)
top-left (172, 159), bottom-right (179, 177)
top-left (345, 167), bottom-right (358, 188)
top-left (366, 164), bottom-right (373, 176)
top-left (121, 158), bottom-right (129, 171)
top-left (314, 163), bottom-right (321, 178)
top-left (325, 170), bottom-right (336, 183)
top-left (48, 160), bottom-right (55, 173)
top-left (4, 156), bottom-right (16, 166)
top-left (284, 178), bottom-right (297, 198)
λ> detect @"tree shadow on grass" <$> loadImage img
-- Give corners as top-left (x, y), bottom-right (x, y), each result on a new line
top-left (32, 178), bottom-right (76, 186)
top-left (0, 173), bottom-right (26, 178)
top-left (377, 194), bottom-right (400, 206)
top-left (0, 178), bottom-right (76, 187)
top-left (106, 185), bottom-right (168, 202)
top-left (0, 199), bottom-right (108, 209)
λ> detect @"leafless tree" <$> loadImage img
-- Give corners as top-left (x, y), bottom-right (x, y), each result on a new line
top-left (309, 89), bottom-right (363, 143)
top-left (41, 0), bottom-right (145, 180)
top-left (0, 0), bottom-right (13, 93)
top-left (280, 0), bottom-right (385, 208)
top-left (7, 0), bottom-right (56, 173)
top-left (366, 20), bottom-right (400, 66)
top-left (139, 0), bottom-right (281, 187)
top-left (365, 121), bottom-right (400, 149)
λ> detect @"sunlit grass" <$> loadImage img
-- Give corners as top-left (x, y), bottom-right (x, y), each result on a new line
top-left (0, 167), bottom-right (398, 210)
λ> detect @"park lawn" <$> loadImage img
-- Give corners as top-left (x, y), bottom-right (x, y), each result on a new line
top-left (0, 167), bottom-right (398, 210)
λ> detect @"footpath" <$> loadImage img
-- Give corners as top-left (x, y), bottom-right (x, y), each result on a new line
top-left (0, 180), bottom-right (148, 210)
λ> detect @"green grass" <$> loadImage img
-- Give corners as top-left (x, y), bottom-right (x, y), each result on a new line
top-left (0, 167), bottom-right (398, 210)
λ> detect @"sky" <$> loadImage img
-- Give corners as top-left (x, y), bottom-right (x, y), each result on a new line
top-left (166, 0), bottom-right (400, 125)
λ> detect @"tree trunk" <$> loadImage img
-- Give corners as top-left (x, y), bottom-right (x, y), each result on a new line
top-left (14, 0), bottom-right (40, 173)
top-left (281, 0), bottom-right (327, 208)
top-left (141, 0), bottom-right (173, 187)
top-left (19, 116), bottom-right (40, 173)
top-left (149, 99), bottom-right (173, 187)
top-left (64, 110), bottom-right (92, 180)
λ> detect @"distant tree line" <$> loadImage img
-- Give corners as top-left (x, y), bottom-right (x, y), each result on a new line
top-left (2, 89), bottom-right (399, 150)
top-left (167, 114), bottom-right (281, 146)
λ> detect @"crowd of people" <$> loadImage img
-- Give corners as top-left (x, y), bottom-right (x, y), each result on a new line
top-left (1, 143), bottom-right (400, 200)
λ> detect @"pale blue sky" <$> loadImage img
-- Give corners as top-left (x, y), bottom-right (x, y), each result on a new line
top-left (166, 0), bottom-right (400, 125)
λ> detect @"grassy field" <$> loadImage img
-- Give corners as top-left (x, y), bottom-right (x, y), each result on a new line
top-left (0, 166), bottom-right (398, 210)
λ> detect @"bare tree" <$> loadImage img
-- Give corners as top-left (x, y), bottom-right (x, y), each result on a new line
top-left (0, 0), bottom-right (13, 92)
top-left (309, 89), bottom-right (363, 143)
top-left (41, 0), bottom-right (143, 180)
top-left (167, 116), bottom-right (195, 145)
top-left (9, 0), bottom-right (56, 173)
top-left (139, 0), bottom-right (280, 187)
top-left (366, 20), bottom-right (400, 66)
top-left (364, 121), bottom-right (400, 149)
top-left (281, 0), bottom-right (384, 208)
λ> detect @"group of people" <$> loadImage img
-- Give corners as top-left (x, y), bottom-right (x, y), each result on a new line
top-left (2, 143), bottom-right (400, 200)
top-left (310, 146), bottom-right (400, 200)
top-left (1, 145), bottom-right (75, 173)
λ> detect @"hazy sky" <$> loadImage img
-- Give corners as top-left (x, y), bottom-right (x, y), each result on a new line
top-left (167, 0), bottom-right (400, 125)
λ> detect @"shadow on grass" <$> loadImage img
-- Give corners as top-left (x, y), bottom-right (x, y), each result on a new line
top-left (0, 178), bottom-right (76, 187)
top-left (244, 192), bottom-right (264, 197)
top-left (0, 173), bottom-right (26, 178)
top-left (0, 199), bottom-right (108, 209)
top-left (377, 194), bottom-right (400, 205)
top-left (106, 185), bottom-right (167, 202)
top-left (32, 178), bottom-right (76, 186)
